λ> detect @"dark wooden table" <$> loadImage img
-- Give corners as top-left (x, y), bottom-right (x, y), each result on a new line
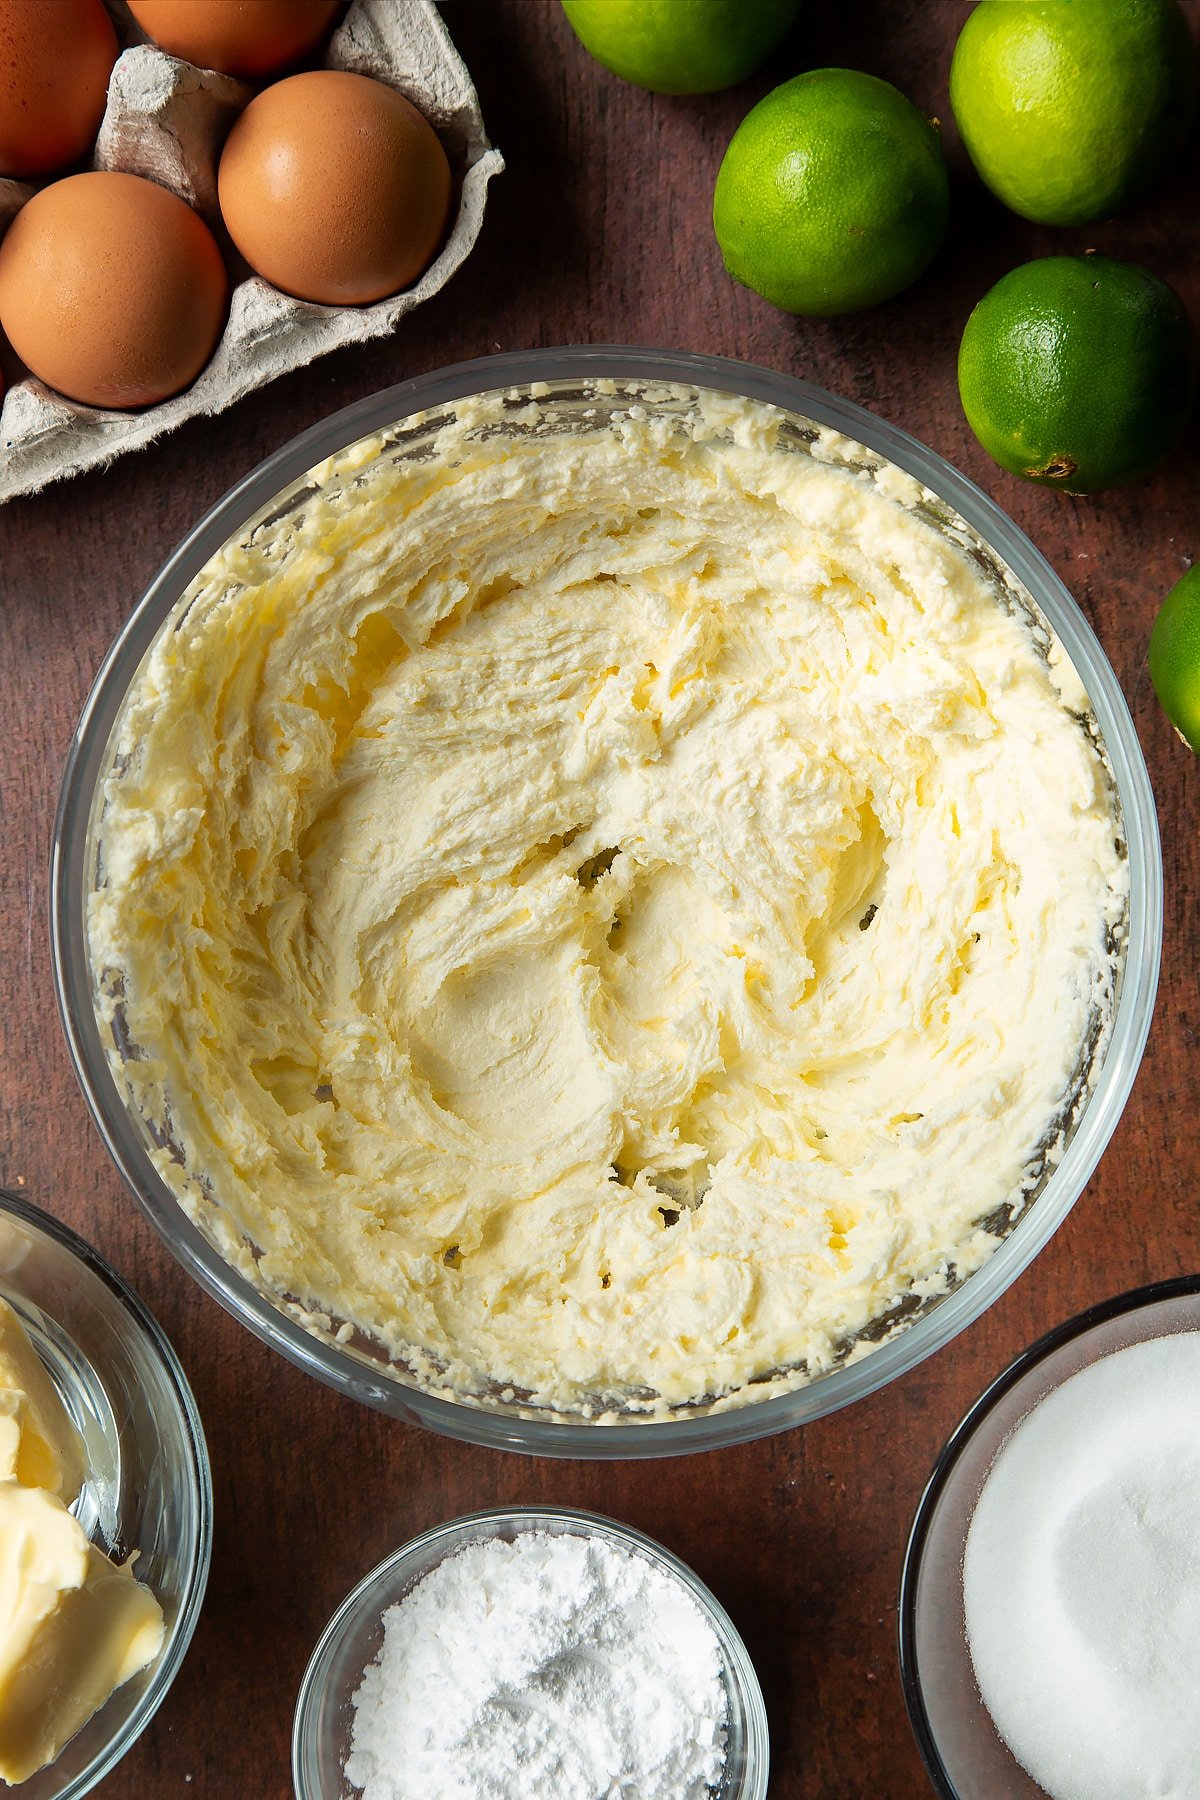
top-left (3, 3), bottom-right (1199, 1794)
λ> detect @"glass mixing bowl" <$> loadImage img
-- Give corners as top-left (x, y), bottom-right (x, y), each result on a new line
top-left (292, 1505), bottom-right (769, 1800)
top-left (50, 347), bottom-right (1161, 1458)
top-left (899, 1277), bottom-right (1200, 1798)
top-left (0, 1187), bottom-right (211, 1799)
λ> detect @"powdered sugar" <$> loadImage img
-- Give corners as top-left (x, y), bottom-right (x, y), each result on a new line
top-left (344, 1529), bottom-right (729, 1800)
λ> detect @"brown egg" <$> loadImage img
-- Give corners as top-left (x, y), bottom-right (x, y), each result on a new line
top-left (217, 70), bottom-right (451, 306)
top-left (0, 0), bottom-right (118, 178)
top-left (0, 173), bottom-right (228, 409)
top-left (127, 0), bottom-right (340, 79)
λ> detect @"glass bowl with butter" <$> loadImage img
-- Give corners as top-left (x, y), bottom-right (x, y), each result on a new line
top-left (0, 1187), bottom-right (210, 1797)
top-left (51, 348), bottom-right (1160, 1457)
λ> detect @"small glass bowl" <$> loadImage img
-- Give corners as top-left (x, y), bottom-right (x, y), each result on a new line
top-left (292, 1505), bottom-right (770, 1800)
top-left (0, 1187), bottom-right (212, 1800)
top-left (899, 1275), bottom-right (1200, 1798)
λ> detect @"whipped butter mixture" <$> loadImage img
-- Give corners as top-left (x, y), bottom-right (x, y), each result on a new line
top-left (90, 387), bottom-right (1127, 1414)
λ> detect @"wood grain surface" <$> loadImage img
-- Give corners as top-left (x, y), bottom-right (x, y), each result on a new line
top-left (3, 3), bottom-right (1199, 1795)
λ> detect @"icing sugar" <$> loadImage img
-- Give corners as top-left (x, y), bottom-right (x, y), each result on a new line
top-left (345, 1529), bottom-right (728, 1799)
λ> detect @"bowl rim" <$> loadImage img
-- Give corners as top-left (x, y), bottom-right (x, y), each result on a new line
top-left (897, 1272), bottom-right (1200, 1798)
top-left (290, 1502), bottom-right (770, 1800)
top-left (0, 1185), bottom-right (213, 1799)
top-left (50, 344), bottom-right (1163, 1459)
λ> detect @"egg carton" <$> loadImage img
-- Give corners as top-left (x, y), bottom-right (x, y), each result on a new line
top-left (0, 0), bottom-right (503, 504)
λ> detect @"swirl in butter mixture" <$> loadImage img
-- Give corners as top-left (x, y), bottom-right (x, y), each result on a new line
top-left (90, 392), bottom-right (1126, 1414)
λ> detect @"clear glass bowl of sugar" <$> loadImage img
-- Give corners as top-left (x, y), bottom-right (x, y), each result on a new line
top-left (293, 1506), bottom-right (769, 1800)
top-left (899, 1275), bottom-right (1200, 1799)
top-left (0, 1186), bottom-right (211, 1799)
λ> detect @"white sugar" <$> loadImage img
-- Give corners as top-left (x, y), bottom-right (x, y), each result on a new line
top-left (964, 1332), bottom-right (1200, 1799)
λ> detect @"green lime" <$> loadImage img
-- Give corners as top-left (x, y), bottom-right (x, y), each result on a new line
top-left (560, 0), bottom-right (800, 95)
top-left (1150, 565), bottom-right (1200, 751)
top-left (957, 255), bottom-right (1194, 494)
top-left (950, 0), bottom-right (1197, 227)
top-left (712, 68), bottom-right (949, 316)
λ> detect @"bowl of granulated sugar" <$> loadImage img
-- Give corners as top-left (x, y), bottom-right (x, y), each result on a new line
top-left (900, 1274), bottom-right (1200, 1800)
top-left (293, 1506), bottom-right (769, 1800)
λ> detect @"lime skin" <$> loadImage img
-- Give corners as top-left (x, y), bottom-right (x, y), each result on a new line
top-left (957, 256), bottom-right (1194, 495)
top-left (712, 68), bottom-right (950, 317)
top-left (950, 0), bottom-right (1197, 226)
top-left (561, 0), bottom-right (801, 96)
top-left (1150, 565), bottom-right (1200, 752)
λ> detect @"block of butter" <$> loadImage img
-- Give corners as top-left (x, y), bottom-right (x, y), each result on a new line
top-left (0, 1298), bottom-right (164, 1783)
top-left (0, 1480), bottom-right (164, 1784)
top-left (0, 1299), bottom-right (84, 1504)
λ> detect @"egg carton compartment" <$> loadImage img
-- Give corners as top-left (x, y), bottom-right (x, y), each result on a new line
top-left (0, 0), bottom-right (503, 504)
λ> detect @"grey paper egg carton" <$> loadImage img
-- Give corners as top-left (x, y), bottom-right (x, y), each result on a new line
top-left (0, 0), bottom-right (503, 504)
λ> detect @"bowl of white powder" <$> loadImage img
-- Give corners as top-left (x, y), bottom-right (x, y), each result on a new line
top-left (291, 1505), bottom-right (769, 1800)
top-left (51, 346), bottom-right (1161, 1455)
top-left (899, 1276), bottom-right (1200, 1799)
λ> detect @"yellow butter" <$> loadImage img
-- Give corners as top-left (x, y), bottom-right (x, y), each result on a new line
top-left (90, 392), bottom-right (1129, 1413)
top-left (0, 1299), bottom-right (84, 1505)
top-left (0, 1480), bottom-right (164, 1785)
top-left (0, 1393), bottom-right (23, 1484)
